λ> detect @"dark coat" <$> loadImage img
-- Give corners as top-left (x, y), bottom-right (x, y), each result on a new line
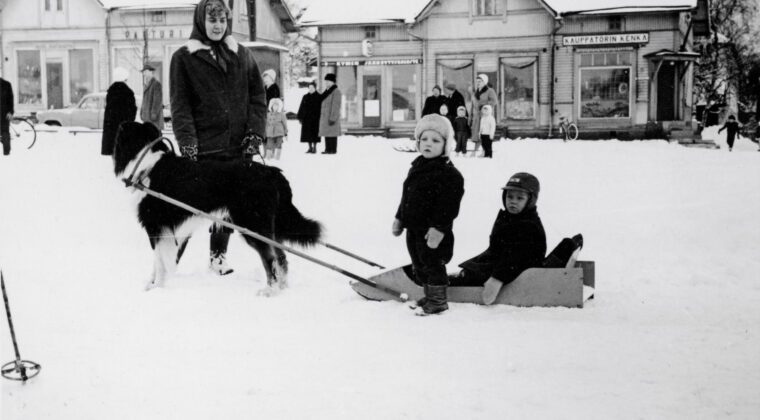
top-left (297, 91), bottom-right (321, 143)
top-left (318, 85), bottom-right (342, 138)
top-left (140, 77), bottom-right (164, 131)
top-left (0, 77), bottom-right (13, 132)
top-left (101, 81), bottom-right (137, 155)
top-left (395, 156), bottom-right (465, 231)
top-left (459, 207), bottom-right (546, 284)
top-left (422, 95), bottom-right (446, 117)
top-left (447, 89), bottom-right (466, 117)
top-left (170, 37), bottom-right (266, 159)
top-left (453, 116), bottom-right (470, 136)
top-left (266, 83), bottom-right (281, 106)
top-left (718, 120), bottom-right (741, 140)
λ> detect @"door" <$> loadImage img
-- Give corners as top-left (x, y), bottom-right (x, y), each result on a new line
top-left (363, 75), bottom-right (381, 127)
top-left (656, 62), bottom-right (676, 121)
top-left (46, 62), bottom-right (64, 109)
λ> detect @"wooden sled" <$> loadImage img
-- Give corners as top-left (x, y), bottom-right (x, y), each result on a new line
top-left (351, 260), bottom-right (595, 308)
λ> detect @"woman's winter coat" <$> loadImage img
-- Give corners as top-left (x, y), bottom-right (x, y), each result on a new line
top-left (470, 86), bottom-right (498, 140)
top-left (459, 207), bottom-right (546, 284)
top-left (140, 77), bottom-right (164, 131)
top-left (265, 111), bottom-right (288, 138)
top-left (395, 156), bottom-right (465, 231)
top-left (318, 85), bottom-right (342, 138)
top-left (422, 95), bottom-right (446, 117)
top-left (101, 81), bottom-right (136, 155)
top-left (297, 91), bottom-right (321, 143)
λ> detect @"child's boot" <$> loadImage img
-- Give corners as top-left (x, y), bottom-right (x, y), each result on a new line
top-left (415, 285), bottom-right (448, 316)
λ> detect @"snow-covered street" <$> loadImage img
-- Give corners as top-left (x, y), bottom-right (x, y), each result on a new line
top-left (1, 123), bottom-right (759, 419)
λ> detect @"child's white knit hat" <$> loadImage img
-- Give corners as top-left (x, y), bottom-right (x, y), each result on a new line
top-left (268, 97), bottom-right (283, 111)
top-left (414, 114), bottom-right (455, 157)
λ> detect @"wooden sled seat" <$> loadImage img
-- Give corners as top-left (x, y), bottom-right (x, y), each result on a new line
top-left (351, 261), bottom-right (595, 308)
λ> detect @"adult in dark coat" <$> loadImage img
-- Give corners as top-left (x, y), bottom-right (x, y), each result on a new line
top-left (421, 85), bottom-right (446, 117)
top-left (444, 83), bottom-right (466, 118)
top-left (262, 69), bottom-right (281, 107)
top-left (169, 0), bottom-right (267, 275)
top-left (318, 73), bottom-right (342, 154)
top-left (140, 64), bottom-right (164, 131)
top-left (101, 68), bottom-right (137, 156)
top-left (0, 77), bottom-right (14, 156)
top-left (297, 81), bottom-right (321, 153)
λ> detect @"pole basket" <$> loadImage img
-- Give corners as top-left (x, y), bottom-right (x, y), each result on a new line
top-left (1, 360), bottom-right (41, 381)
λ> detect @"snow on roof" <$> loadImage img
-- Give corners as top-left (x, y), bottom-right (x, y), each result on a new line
top-left (299, 0), bottom-right (698, 25)
top-left (97, 0), bottom-right (199, 9)
top-left (299, 0), bottom-right (431, 25)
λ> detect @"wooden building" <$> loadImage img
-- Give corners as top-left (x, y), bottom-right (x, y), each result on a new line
top-left (301, 0), bottom-right (710, 138)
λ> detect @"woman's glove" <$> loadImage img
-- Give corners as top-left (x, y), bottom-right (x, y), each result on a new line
top-left (425, 227), bottom-right (444, 249)
top-left (180, 145), bottom-right (198, 161)
top-left (242, 132), bottom-right (264, 164)
top-left (391, 218), bottom-right (404, 237)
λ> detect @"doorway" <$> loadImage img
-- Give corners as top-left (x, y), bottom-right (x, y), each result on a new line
top-left (363, 75), bottom-right (381, 127)
top-left (46, 62), bottom-right (63, 109)
top-left (656, 62), bottom-right (676, 121)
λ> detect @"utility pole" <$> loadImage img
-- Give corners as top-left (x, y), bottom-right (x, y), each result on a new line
top-left (247, 0), bottom-right (256, 41)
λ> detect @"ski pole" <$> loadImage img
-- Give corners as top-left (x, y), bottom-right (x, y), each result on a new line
top-left (319, 242), bottom-right (385, 269)
top-left (123, 180), bottom-right (409, 301)
top-left (1, 271), bottom-right (41, 382)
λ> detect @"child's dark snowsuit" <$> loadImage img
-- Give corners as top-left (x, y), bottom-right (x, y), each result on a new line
top-left (451, 207), bottom-right (546, 286)
top-left (396, 156), bottom-right (464, 286)
top-left (453, 116), bottom-right (469, 153)
top-left (719, 120), bottom-right (740, 150)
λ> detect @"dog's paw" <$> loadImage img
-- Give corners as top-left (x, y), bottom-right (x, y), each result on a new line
top-left (257, 286), bottom-right (280, 297)
top-left (145, 279), bottom-right (161, 291)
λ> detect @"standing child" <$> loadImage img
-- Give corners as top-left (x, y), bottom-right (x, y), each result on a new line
top-left (265, 98), bottom-right (288, 160)
top-left (718, 115), bottom-right (742, 151)
top-left (478, 104), bottom-right (496, 158)
top-left (453, 106), bottom-right (469, 156)
top-left (392, 114), bottom-right (465, 315)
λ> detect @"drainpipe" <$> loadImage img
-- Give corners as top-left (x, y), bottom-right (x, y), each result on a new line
top-left (317, 27), bottom-right (322, 89)
top-left (548, 16), bottom-right (563, 136)
top-left (105, 8), bottom-right (112, 86)
top-left (406, 26), bottom-right (425, 116)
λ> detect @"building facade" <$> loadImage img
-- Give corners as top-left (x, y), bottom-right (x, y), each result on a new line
top-left (0, 0), bottom-right (296, 116)
top-left (303, 0), bottom-right (710, 138)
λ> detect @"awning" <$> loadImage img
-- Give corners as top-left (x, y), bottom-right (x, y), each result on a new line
top-left (643, 49), bottom-right (701, 62)
top-left (240, 41), bottom-right (289, 53)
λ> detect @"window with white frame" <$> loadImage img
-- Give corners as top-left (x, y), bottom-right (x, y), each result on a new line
top-left (241, 0), bottom-right (248, 20)
top-left (17, 50), bottom-right (43, 106)
top-left (69, 49), bottom-right (94, 105)
top-left (608, 16), bottom-right (623, 31)
top-left (151, 11), bottom-right (165, 23)
top-left (473, 0), bottom-right (498, 16)
top-left (437, 58), bottom-right (474, 112)
top-left (501, 57), bottom-right (536, 120)
top-left (364, 26), bottom-right (377, 39)
top-left (391, 65), bottom-right (418, 121)
top-left (579, 51), bottom-right (632, 118)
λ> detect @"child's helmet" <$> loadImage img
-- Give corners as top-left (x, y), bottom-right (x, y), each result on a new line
top-left (501, 172), bottom-right (540, 209)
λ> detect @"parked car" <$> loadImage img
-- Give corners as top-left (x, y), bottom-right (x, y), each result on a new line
top-left (36, 92), bottom-right (171, 129)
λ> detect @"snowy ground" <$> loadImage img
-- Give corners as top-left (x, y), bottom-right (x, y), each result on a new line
top-left (1, 123), bottom-right (759, 419)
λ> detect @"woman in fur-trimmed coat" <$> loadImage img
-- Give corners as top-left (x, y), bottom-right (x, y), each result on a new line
top-left (470, 74), bottom-right (498, 141)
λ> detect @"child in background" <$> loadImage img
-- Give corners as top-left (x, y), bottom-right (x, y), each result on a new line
top-left (718, 115), bottom-right (742, 152)
top-left (439, 103), bottom-right (455, 129)
top-left (478, 104), bottom-right (496, 158)
top-left (265, 98), bottom-right (288, 160)
top-left (453, 105), bottom-right (469, 156)
top-left (392, 114), bottom-right (465, 315)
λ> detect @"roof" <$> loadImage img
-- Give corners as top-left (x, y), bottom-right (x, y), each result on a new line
top-left (300, 0), bottom-right (699, 25)
top-left (97, 0), bottom-right (198, 9)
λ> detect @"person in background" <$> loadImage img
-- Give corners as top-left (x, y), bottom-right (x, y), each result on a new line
top-left (439, 103), bottom-right (454, 128)
top-left (478, 104), bottom-right (496, 158)
top-left (422, 85), bottom-right (446, 117)
top-left (140, 64), bottom-right (164, 131)
top-left (445, 83), bottom-right (466, 119)
top-left (297, 81), bottom-right (321, 153)
top-left (265, 98), bottom-right (288, 160)
top-left (470, 74), bottom-right (498, 148)
top-left (718, 115), bottom-right (742, 152)
top-left (452, 105), bottom-right (470, 157)
top-left (263, 69), bottom-right (281, 107)
top-left (319, 73), bottom-right (342, 154)
top-left (101, 67), bottom-right (137, 156)
top-left (0, 76), bottom-right (14, 156)
top-left (170, 0), bottom-right (266, 275)
top-left (392, 114), bottom-right (465, 316)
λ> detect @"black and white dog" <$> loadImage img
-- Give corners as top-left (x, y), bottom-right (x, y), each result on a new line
top-left (113, 121), bottom-right (322, 294)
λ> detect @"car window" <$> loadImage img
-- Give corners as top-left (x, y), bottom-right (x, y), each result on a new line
top-left (80, 97), bottom-right (99, 110)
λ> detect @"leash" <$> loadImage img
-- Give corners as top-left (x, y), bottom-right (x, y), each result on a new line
top-left (125, 136), bottom-right (175, 186)
top-left (121, 179), bottom-right (408, 301)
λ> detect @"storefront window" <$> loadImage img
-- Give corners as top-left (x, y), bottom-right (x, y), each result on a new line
top-left (391, 65), bottom-right (417, 121)
top-left (114, 46), bottom-right (143, 94)
top-left (579, 52), bottom-right (631, 118)
top-left (323, 66), bottom-right (359, 124)
top-left (69, 49), bottom-right (93, 105)
top-left (437, 58), bottom-right (473, 113)
top-left (17, 51), bottom-right (42, 106)
top-left (501, 57), bottom-right (536, 120)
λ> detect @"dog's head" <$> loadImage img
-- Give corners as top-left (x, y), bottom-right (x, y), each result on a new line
top-left (113, 121), bottom-right (164, 176)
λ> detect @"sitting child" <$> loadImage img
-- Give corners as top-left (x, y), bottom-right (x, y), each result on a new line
top-left (265, 98), bottom-right (288, 160)
top-left (392, 114), bottom-right (465, 316)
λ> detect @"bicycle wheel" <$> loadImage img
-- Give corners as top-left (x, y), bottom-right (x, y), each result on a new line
top-left (10, 118), bottom-right (37, 149)
top-left (566, 123), bottom-right (579, 141)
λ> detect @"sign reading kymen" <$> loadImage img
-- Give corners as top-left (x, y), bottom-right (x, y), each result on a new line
top-left (563, 33), bottom-right (649, 46)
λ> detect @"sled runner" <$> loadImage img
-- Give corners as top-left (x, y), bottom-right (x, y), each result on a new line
top-left (351, 260), bottom-right (595, 308)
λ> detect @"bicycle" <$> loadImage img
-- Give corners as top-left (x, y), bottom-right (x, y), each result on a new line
top-left (8, 117), bottom-right (37, 149)
top-left (557, 115), bottom-right (579, 141)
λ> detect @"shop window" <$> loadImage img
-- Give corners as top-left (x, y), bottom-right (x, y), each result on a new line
top-left (608, 16), bottom-right (623, 31)
top-left (151, 11), bottom-right (165, 23)
top-left (57, 0), bottom-right (62, 11)
top-left (579, 52), bottom-right (632, 118)
top-left (17, 51), bottom-right (42, 106)
top-left (364, 26), bottom-right (377, 40)
top-left (473, 0), bottom-right (498, 16)
top-left (391, 65), bottom-right (418, 121)
top-left (324, 66), bottom-right (360, 124)
top-left (240, 0), bottom-right (248, 20)
top-left (44, 0), bottom-right (50, 11)
top-left (437, 58), bottom-right (474, 113)
top-left (69, 50), bottom-right (94, 105)
top-left (501, 57), bottom-right (536, 120)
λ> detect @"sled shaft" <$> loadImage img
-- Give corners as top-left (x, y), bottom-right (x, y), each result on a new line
top-left (320, 242), bottom-right (385, 269)
top-left (124, 181), bottom-right (407, 301)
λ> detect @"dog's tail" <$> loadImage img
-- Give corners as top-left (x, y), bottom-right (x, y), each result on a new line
top-left (275, 177), bottom-right (323, 247)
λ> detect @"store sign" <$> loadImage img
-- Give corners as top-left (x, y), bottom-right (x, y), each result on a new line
top-left (123, 28), bottom-right (185, 40)
top-left (321, 58), bottom-right (422, 66)
top-left (562, 33), bottom-right (649, 46)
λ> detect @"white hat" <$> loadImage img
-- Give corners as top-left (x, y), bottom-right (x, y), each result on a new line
top-left (477, 74), bottom-right (488, 85)
top-left (414, 114), bottom-right (455, 157)
top-left (113, 67), bottom-right (129, 82)
top-left (262, 69), bottom-right (276, 81)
